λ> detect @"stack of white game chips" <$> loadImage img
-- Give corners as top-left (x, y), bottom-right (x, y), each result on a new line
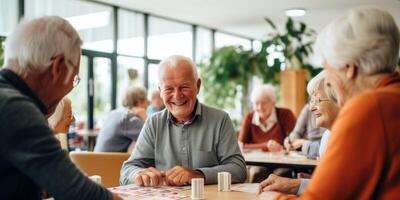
top-left (191, 178), bottom-right (205, 199)
top-left (218, 172), bottom-right (231, 191)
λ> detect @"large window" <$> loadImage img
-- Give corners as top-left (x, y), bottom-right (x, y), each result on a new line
top-left (25, 0), bottom-right (114, 53)
top-left (0, 0), bottom-right (18, 36)
top-left (67, 56), bottom-right (89, 124)
top-left (118, 10), bottom-right (145, 56)
top-left (195, 27), bottom-right (213, 63)
top-left (148, 16), bottom-right (192, 60)
top-left (148, 62), bottom-right (161, 90)
top-left (116, 56), bottom-right (145, 107)
top-left (215, 32), bottom-right (252, 50)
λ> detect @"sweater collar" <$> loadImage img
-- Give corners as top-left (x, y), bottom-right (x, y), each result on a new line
top-left (376, 72), bottom-right (400, 88)
top-left (0, 69), bottom-right (48, 115)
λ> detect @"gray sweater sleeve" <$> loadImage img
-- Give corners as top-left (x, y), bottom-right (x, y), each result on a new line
top-left (1, 100), bottom-right (112, 200)
top-left (288, 105), bottom-right (309, 140)
top-left (120, 118), bottom-right (156, 185)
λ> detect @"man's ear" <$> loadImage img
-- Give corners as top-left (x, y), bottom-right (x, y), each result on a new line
top-left (196, 79), bottom-right (201, 94)
top-left (345, 64), bottom-right (358, 80)
top-left (49, 55), bottom-right (65, 84)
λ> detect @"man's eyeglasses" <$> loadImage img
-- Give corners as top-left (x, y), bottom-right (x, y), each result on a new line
top-left (73, 75), bottom-right (81, 87)
top-left (310, 96), bottom-right (330, 105)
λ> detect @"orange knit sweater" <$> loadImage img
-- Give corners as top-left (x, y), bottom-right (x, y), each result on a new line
top-left (275, 73), bottom-right (400, 200)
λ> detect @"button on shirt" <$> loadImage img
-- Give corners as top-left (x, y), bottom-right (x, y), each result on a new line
top-left (120, 101), bottom-right (247, 184)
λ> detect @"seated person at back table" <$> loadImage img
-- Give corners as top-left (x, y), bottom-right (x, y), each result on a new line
top-left (0, 16), bottom-right (120, 200)
top-left (48, 97), bottom-right (74, 150)
top-left (147, 89), bottom-right (165, 115)
top-left (95, 86), bottom-right (148, 152)
top-left (120, 55), bottom-right (247, 186)
top-left (259, 71), bottom-right (340, 195)
top-left (284, 104), bottom-right (326, 157)
top-left (238, 84), bottom-right (296, 152)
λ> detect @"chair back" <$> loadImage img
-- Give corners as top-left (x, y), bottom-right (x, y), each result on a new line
top-left (69, 152), bottom-right (130, 187)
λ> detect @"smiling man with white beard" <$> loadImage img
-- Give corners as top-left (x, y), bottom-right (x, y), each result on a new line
top-left (120, 55), bottom-right (246, 187)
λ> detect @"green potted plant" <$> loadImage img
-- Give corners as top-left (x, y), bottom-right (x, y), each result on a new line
top-left (199, 46), bottom-right (257, 112)
top-left (260, 17), bottom-right (320, 116)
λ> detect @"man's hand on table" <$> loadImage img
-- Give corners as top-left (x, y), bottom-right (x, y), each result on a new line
top-left (165, 166), bottom-right (205, 186)
top-left (134, 167), bottom-right (164, 187)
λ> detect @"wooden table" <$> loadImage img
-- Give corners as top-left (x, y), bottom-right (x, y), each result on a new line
top-left (243, 150), bottom-right (318, 170)
top-left (181, 185), bottom-right (257, 200)
top-left (76, 129), bottom-right (99, 151)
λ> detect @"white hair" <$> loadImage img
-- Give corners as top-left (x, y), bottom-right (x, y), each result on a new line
top-left (158, 55), bottom-right (198, 83)
top-left (307, 71), bottom-right (325, 95)
top-left (4, 16), bottom-right (82, 78)
top-left (307, 71), bottom-right (338, 103)
top-left (315, 6), bottom-right (400, 75)
top-left (250, 84), bottom-right (276, 103)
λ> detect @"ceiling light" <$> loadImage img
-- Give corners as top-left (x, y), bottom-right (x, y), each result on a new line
top-left (285, 8), bottom-right (306, 17)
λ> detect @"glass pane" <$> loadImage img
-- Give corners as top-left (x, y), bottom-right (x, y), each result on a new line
top-left (118, 9), bottom-right (144, 56)
top-left (148, 63), bottom-right (160, 90)
top-left (195, 27), bottom-right (212, 63)
top-left (117, 56), bottom-right (145, 107)
top-left (148, 16), bottom-right (192, 60)
top-left (67, 55), bottom-right (88, 128)
top-left (25, 0), bottom-right (114, 53)
top-left (93, 57), bottom-right (112, 127)
top-left (0, 0), bottom-right (18, 36)
top-left (215, 32), bottom-right (252, 50)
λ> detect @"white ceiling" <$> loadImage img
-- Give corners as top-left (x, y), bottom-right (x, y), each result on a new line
top-left (95, 0), bottom-right (400, 39)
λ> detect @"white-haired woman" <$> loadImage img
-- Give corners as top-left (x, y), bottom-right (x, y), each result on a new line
top-left (259, 71), bottom-right (340, 196)
top-left (94, 86), bottom-right (148, 153)
top-left (239, 84), bottom-right (296, 182)
top-left (264, 7), bottom-right (400, 200)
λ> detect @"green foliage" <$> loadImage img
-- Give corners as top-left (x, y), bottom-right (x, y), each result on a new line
top-left (0, 36), bottom-right (5, 68)
top-left (200, 46), bottom-right (257, 109)
top-left (201, 17), bottom-right (318, 112)
top-left (263, 17), bottom-right (316, 70)
top-left (200, 18), bottom-right (318, 112)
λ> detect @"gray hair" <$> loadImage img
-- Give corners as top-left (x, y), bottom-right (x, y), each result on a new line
top-left (158, 55), bottom-right (199, 83)
top-left (307, 71), bottom-right (338, 103)
top-left (4, 16), bottom-right (82, 77)
top-left (250, 84), bottom-right (276, 103)
top-left (315, 7), bottom-right (399, 75)
top-left (122, 86), bottom-right (147, 109)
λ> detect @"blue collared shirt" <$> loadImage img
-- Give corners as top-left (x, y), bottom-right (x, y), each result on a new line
top-left (120, 101), bottom-right (247, 184)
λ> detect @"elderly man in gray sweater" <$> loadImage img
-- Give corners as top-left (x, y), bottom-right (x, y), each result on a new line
top-left (120, 55), bottom-right (247, 186)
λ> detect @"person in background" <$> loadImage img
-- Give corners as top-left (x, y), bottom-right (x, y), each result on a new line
top-left (259, 71), bottom-right (339, 195)
top-left (94, 86), bottom-right (148, 153)
top-left (283, 103), bottom-right (326, 158)
top-left (239, 84), bottom-right (296, 152)
top-left (0, 16), bottom-right (121, 200)
top-left (147, 89), bottom-right (165, 115)
top-left (120, 55), bottom-right (246, 187)
top-left (260, 6), bottom-right (400, 199)
top-left (48, 97), bottom-right (74, 150)
top-left (238, 84), bottom-right (296, 182)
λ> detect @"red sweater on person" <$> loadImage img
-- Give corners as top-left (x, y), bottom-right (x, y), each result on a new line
top-left (239, 108), bottom-right (296, 151)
